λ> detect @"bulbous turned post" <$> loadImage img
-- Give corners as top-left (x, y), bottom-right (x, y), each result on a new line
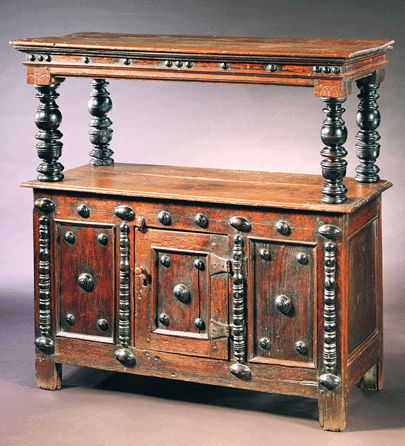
top-left (320, 97), bottom-right (348, 204)
top-left (35, 81), bottom-right (64, 181)
top-left (88, 79), bottom-right (114, 166)
top-left (355, 77), bottom-right (381, 183)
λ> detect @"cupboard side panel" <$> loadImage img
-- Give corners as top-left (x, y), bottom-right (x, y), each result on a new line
top-left (347, 218), bottom-right (379, 354)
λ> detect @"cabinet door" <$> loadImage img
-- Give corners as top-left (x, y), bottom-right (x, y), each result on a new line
top-left (57, 222), bottom-right (115, 342)
top-left (249, 240), bottom-right (317, 366)
top-left (135, 229), bottom-right (230, 359)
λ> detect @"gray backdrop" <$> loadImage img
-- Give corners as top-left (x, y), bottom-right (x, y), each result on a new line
top-left (1, 1), bottom-right (404, 444)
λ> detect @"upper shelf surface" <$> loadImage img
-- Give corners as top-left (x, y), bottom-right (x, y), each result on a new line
top-left (10, 33), bottom-right (394, 60)
top-left (21, 163), bottom-right (392, 214)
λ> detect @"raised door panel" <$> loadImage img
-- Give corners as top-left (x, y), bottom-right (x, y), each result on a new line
top-left (135, 229), bottom-right (230, 359)
top-left (57, 222), bottom-right (115, 341)
top-left (155, 250), bottom-right (207, 334)
top-left (249, 239), bottom-right (317, 366)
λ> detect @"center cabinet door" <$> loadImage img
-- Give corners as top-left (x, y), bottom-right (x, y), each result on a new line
top-left (135, 229), bottom-right (230, 359)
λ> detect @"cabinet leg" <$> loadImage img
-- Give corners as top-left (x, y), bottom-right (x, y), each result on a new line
top-left (318, 390), bottom-right (347, 432)
top-left (35, 354), bottom-right (62, 390)
top-left (358, 360), bottom-right (384, 391)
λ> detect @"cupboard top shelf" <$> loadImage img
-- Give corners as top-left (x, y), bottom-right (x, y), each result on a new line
top-left (10, 33), bottom-right (394, 96)
top-left (21, 163), bottom-right (392, 214)
top-left (10, 33), bottom-right (394, 60)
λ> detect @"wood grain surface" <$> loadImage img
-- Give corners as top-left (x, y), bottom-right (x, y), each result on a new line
top-left (10, 33), bottom-right (394, 59)
top-left (22, 163), bottom-right (392, 213)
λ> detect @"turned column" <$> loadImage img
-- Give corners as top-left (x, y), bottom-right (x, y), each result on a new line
top-left (355, 77), bottom-right (381, 183)
top-left (35, 80), bottom-right (64, 181)
top-left (88, 79), bottom-right (114, 166)
top-left (320, 97), bottom-right (348, 204)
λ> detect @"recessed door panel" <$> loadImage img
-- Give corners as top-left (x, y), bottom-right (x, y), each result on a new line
top-left (135, 229), bottom-right (230, 359)
top-left (250, 240), bottom-right (316, 366)
top-left (58, 223), bottom-right (115, 341)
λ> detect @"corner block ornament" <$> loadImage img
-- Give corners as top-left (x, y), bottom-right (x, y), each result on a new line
top-left (320, 97), bottom-right (348, 204)
top-left (355, 77), bottom-right (381, 183)
top-left (318, 224), bottom-right (341, 391)
top-left (35, 81), bottom-right (64, 182)
top-left (88, 79), bottom-right (114, 166)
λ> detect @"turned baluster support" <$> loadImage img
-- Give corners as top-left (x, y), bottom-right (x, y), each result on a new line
top-left (355, 77), bottom-right (381, 183)
top-left (35, 80), bottom-right (64, 182)
top-left (88, 79), bottom-right (114, 166)
top-left (320, 97), bottom-right (348, 204)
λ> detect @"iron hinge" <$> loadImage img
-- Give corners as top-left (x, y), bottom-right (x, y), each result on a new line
top-left (209, 253), bottom-right (231, 275)
top-left (209, 321), bottom-right (247, 340)
top-left (209, 320), bottom-right (230, 340)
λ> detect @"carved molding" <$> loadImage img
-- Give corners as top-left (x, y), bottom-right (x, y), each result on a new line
top-left (27, 67), bottom-right (51, 85)
top-left (114, 222), bottom-right (135, 366)
top-left (229, 235), bottom-right (251, 379)
top-left (314, 80), bottom-right (351, 98)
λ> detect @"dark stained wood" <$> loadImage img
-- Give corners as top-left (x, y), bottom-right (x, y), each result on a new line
top-left (88, 79), bottom-right (114, 166)
top-left (14, 32), bottom-right (392, 431)
top-left (316, 213), bottom-right (349, 432)
top-left (21, 163), bottom-right (392, 213)
top-left (135, 229), bottom-right (229, 360)
top-left (34, 81), bottom-right (64, 182)
top-left (249, 240), bottom-right (316, 366)
top-left (58, 223), bottom-right (115, 340)
top-left (33, 191), bottom-right (324, 242)
top-left (34, 202), bottom-right (62, 390)
top-left (355, 77), bottom-right (382, 183)
top-left (28, 155), bottom-right (389, 431)
top-left (320, 97), bottom-right (348, 204)
top-left (155, 251), bottom-right (205, 334)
